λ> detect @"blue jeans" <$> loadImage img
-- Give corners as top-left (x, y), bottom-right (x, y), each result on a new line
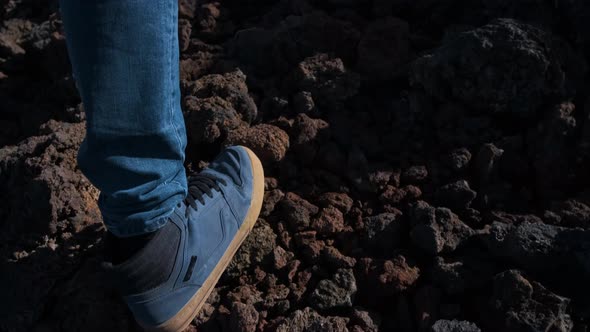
top-left (60, 0), bottom-right (188, 237)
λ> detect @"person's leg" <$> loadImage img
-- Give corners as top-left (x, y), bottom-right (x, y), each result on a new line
top-left (60, 1), bottom-right (265, 330)
top-left (60, 0), bottom-right (187, 237)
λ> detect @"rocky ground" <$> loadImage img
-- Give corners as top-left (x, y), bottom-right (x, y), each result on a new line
top-left (1, 0), bottom-right (590, 331)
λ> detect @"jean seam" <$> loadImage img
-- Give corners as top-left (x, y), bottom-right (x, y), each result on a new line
top-left (168, 0), bottom-right (184, 165)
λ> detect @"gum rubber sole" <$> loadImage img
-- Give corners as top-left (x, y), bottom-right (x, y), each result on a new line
top-left (141, 146), bottom-right (265, 332)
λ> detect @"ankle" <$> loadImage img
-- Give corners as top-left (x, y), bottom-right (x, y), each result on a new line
top-left (104, 230), bottom-right (158, 265)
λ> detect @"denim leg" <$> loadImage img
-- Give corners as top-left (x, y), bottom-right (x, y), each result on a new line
top-left (59, 0), bottom-right (188, 237)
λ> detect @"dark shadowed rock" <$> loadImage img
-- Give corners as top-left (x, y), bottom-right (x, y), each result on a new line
top-left (475, 143), bottom-right (504, 186)
top-left (443, 148), bottom-right (472, 171)
top-left (274, 307), bottom-right (349, 332)
top-left (414, 285), bottom-right (441, 330)
top-left (487, 270), bottom-right (572, 332)
top-left (431, 255), bottom-right (496, 294)
top-left (230, 27), bottom-right (275, 75)
top-left (550, 199), bottom-right (590, 228)
top-left (357, 17), bottom-right (410, 80)
top-left (225, 220), bottom-right (277, 280)
top-left (411, 19), bottom-right (580, 117)
top-left (379, 185), bottom-right (407, 205)
top-left (289, 113), bottom-right (330, 164)
top-left (194, 2), bottom-right (235, 41)
top-left (529, 102), bottom-right (578, 199)
top-left (286, 53), bottom-right (360, 108)
top-left (292, 91), bottom-right (315, 114)
top-left (483, 221), bottom-right (590, 277)
top-left (402, 165), bottom-right (428, 184)
top-left (310, 268), bottom-right (357, 310)
top-left (0, 121), bottom-right (102, 331)
top-left (184, 96), bottom-right (244, 145)
top-left (322, 246), bottom-right (356, 269)
top-left (350, 308), bottom-right (381, 332)
top-left (186, 69), bottom-right (257, 122)
top-left (179, 0), bottom-right (197, 19)
top-left (362, 210), bottom-right (406, 252)
top-left (280, 192), bottom-right (319, 231)
top-left (230, 302), bottom-right (259, 332)
top-left (178, 19), bottom-right (192, 52)
top-left (435, 180), bottom-right (477, 210)
top-left (271, 12), bottom-right (361, 72)
top-left (409, 201), bottom-right (475, 255)
top-left (431, 319), bottom-right (481, 332)
top-left (262, 189), bottom-right (284, 217)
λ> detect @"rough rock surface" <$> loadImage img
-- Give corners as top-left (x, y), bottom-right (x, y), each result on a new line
top-left (225, 124), bottom-right (290, 165)
top-left (274, 307), bottom-right (350, 332)
top-left (409, 201), bottom-right (475, 255)
top-left (483, 221), bottom-right (590, 278)
top-left (3, 1), bottom-right (590, 331)
top-left (431, 319), bottom-right (481, 332)
top-left (357, 256), bottom-right (420, 297)
top-left (411, 18), bottom-right (583, 117)
top-left (0, 121), bottom-right (103, 330)
top-left (286, 53), bottom-right (360, 108)
top-left (310, 268), bottom-right (357, 310)
top-left (488, 270), bottom-right (573, 332)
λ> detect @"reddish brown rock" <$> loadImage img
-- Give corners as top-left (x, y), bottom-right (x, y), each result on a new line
top-left (311, 206), bottom-right (345, 235)
top-left (280, 193), bottom-right (319, 231)
top-left (289, 113), bottom-right (330, 163)
top-left (225, 124), bottom-right (290, 165)
top-left (262, 189), bottom-right (285, 217)
top-left (227, 285), bottom-right (264, 306)
top-left (358, 256), bottom-right (420, 297)
top-left (187, 69), bottom-right (257, 122)
top-left (274, 307), bottom-right (350, 332)
top-left (294, 231), bottom-right (325, 263)
top-left (404, 185), bottom-right (423, 201)
top-left (230, 302), bottom-right (259, 332)
top-left (273, 246), bottom-right (294, 270)
top-left (379, 185), bottom-right (407, 205)
top-left (178, 19), bottom-right (192, 52)
top-left (318, 192), bottom-right (354, 214)
top-left (286, 260), bottom-right (302, 283)
top-left (184, 96), bottom-right (244, 145)
top-left (322, 246), bottom-right (357, 268)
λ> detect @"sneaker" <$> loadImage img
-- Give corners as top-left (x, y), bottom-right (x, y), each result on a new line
top-left (105, 146), bottom-right (264, 331)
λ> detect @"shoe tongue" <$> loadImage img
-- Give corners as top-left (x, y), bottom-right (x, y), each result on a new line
top-left (205, 149), bottom-right (242, 186)
top-left (106, 220), bottom-right (181, 295)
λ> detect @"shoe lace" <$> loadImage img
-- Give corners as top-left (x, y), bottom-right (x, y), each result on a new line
top-left (183, 173), bottom-right (227, 215)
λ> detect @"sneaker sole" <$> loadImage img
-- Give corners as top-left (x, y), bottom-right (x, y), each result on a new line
top-left (141, 146), bottom-right (265, 332)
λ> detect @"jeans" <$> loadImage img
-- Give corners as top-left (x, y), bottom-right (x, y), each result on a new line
top-left (60, 0), bottom-right (188, 237)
